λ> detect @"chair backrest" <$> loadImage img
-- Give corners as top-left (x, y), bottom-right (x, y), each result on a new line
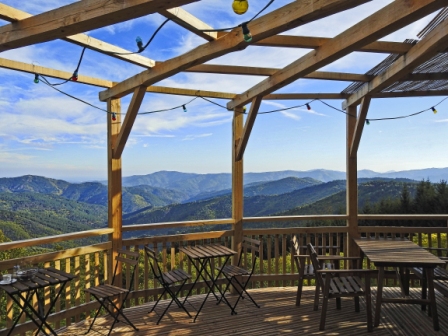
top-left (144, 246), bottom-right (163, 280)
top-left (307, 243), bottom-right (324, 289)
top-left (238, 237), bottom-right (261, 272)
top-left (111, 249), bottom-right (140, 290)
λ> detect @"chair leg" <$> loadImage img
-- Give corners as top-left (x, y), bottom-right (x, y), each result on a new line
top-left (104, 298), bottom-right (139, 335)
top-left (84, 297), bottom-right (105, 335)
top-left (354, 296), bottom-right (360, 312)
top-left (365, 273), bottom-right (373, 332)
top-left (149, 288), bottom-right (168, 313)
top-left (319, 275), bottom-right (332, 330)
top-left (313, 283), bottom-right (320, 311)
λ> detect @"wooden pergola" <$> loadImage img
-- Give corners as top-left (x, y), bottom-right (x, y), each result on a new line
top-left (1, 0), bottom-right (448, 264)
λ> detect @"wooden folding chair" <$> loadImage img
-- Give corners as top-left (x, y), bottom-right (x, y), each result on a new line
top-left (145, 246), bottom-right (192, 324)
top-left (291, 235), bottom-right (362, 306)
top-left (84, 249), bottom-right (139, 336)
top-left (218, 237), bottom-right (261, 313)
top-left (308, 243), bottom-right (376, 332)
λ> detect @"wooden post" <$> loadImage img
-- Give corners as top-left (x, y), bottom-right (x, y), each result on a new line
top-left (346, 104), bottom-right (359, 258)
top-left (232, 106), bottom-right (244, 265)
top-left (107, 98), bottom-right (122, 286)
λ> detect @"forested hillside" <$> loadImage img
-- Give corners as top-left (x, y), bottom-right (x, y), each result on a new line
top-left (0, 192), bottom-right (107, 243)
top-left (0, 175), bottom-right (188, 213)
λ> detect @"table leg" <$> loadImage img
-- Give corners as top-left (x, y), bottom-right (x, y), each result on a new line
top-left (374, 267), bottom-right (384, 327)
top-left (426, 267), bottom-right (439, 331)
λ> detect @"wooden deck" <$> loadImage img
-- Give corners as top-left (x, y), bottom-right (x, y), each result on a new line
top-left (57, 286), bottom-right (448, 335)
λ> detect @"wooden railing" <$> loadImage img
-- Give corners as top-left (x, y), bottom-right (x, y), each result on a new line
top-left (1, 215), bottom-right (448, 335)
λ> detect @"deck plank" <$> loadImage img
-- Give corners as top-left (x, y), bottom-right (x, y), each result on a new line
top-left (57, 286), bottom-right (448, 335)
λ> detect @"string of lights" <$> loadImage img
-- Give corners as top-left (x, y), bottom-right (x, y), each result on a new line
top-left (35, 73), bottom-right (445, 124)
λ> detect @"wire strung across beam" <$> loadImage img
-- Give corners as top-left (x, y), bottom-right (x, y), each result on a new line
top-left (36, 74), bottom-right (447, 123)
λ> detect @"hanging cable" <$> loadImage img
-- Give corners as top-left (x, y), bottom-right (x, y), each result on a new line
top-left (33, 74), bottom-right (448, 123)
top-left (43, 47), bottom-right (87, 86)
top-left (107, 18), bottom-right (170, 56)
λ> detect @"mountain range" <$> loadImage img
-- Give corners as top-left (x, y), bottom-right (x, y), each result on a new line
top-left (0, 167), bottom-right (445, 242)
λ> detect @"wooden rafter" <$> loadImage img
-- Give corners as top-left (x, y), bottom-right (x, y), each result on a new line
top-left (161, 7), bottom-right (217, 41)
top-left (219, 33), bottom-right (415, 55)
top-left (99, 0), bottom-right (370, 101)
top-left (344, 17), bottom-right (448, 108)
top-left (227, 0), bottom-right (447, 110)
top-left (0, 0), bottom-right (198, 52)
top-left (236, 97), bottom-right (262, 161)
top-left (113, 86), bottom-right (147, 159)
top-left (349, 97), bottom-right (371, 158)
top-left (186, 64), bottom-right (372, 82)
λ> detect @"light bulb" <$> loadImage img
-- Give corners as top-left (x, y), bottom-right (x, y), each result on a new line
top-left (366, 119), bottom-right (370, 125)
top-left (432, 107), bottom-right (437, 114)
top-left (71, 70), bottom-right (78, 81)
top-left (112, 113), bottom-right (117, 121)
top-left (182, 105), bottom-right (187, 113)
top-left (136, 36), bottom-right (144, 52)
top-left (241, 23), bottom-right (252, 43)
top-left (232, 0), bottom-right (249, 15)
top-left (306, 103), bottom-right (311, 110)
top-left (34, 74), bottom-right (39, 84)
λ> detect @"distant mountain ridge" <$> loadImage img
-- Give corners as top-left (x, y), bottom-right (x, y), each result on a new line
top-left (0, 175), bottom-right (188, 213)
top-left (118, 168), bottom-right (448, 194)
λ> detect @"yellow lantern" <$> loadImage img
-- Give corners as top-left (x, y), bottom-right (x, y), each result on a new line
top-left (232, 0), bottom-right (249, 15)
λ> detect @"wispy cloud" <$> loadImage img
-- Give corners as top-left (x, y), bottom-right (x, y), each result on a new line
top-left (182, 133), bottom-right (213, 141)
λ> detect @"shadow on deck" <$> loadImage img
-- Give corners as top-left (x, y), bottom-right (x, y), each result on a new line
top-left (57, 286), bottom-right (448, 335)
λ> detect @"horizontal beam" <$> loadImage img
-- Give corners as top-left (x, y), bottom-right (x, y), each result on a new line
top-left (160, 7), bottom-right (217, 41)
top-left (0, 0), bottom-right (198, 52)
top-left (186, 64), bottom-right (371, 81)
top-left (0, 228), bottom-right (114, 252)
top-left (217, 32), bottom-right (414, 54)
top-left (228, 0), bottom-right (446, 109)
top-left (0, 4), bottom-right (156, 68)
top-left (99, 0), bottom-right (370, 101)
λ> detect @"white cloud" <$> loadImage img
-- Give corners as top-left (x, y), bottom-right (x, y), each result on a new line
top-left (182, 133), bottom-right (213, 141)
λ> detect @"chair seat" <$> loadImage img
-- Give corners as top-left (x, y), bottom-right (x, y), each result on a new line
top-left (220, 264), bottom-right (251, 277)
top-left (413, 266), bottom-right (448, 280)
top-left (326, 275), bottom-right (365, 295)
top-left (160, 269), bottom-right (191, 285)
top-left (85, 284), bottom-right (129, 299)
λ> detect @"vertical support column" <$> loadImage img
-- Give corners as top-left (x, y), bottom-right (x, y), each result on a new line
top-left (346, 105), bottom-right (359, 258)
top-left (107, 98), bottom-right (122, 286)
top-left (232, 107), bottom-right (245, 265)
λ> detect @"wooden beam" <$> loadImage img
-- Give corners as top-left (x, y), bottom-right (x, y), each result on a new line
top-left (160, 7), bottom-right (217, 41)
top-left (186, 64), bottom-right (371, 81)
top-left (99, 0), bottom-right (370, 101)
top-left (374, 90), bottom-right (448, 98)
top-left (0, 0), bottom-right (198, 52)
top-left (265, 93), bottom-right (347, 100)
top-left (350, 96), bottom-right (371, 158)
top-left (113, 86), bottom-right (147, 159)
top-left (346, 105), bottom-right (359, 257)
top-left (227, 0), bottom-right (446, 110)
top-left (236, 96), bottom-right (262, 161)
top-left (344, 15), bottom-right (448, 108)
top-left (0, 4), bottom-right (156, 68)
top-left (217, 32), bottom-right (415, 54)
top-left (405, 72), bottom-right (448, 81)
top-left (107, 97), bottom-right (122, 285)
top-left (232, 106), bottom-right (244, 266)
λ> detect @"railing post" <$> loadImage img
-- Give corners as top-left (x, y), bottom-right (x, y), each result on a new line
top-left (346, 104), bottom-right (360, 259)
top-left (232, 106), bottom-right (244, 266)
top-left (107, 98), bottom-right (122, 286)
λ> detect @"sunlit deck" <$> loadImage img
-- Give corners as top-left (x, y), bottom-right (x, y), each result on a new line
top-left (57, 286), bottom-right (448, 336)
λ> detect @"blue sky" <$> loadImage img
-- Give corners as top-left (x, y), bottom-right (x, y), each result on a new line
top-left (0, 1), bottom-right (447, 182)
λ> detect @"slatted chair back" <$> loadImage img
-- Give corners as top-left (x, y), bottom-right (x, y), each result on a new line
top-left (144, 246), bottom-right (163, 280)
top-left (308, 243), bottom-right (325, 290)
top-left (111, 249), bottom-right (140, 291)
top-left (238, 237), bottom-right (261, 273)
